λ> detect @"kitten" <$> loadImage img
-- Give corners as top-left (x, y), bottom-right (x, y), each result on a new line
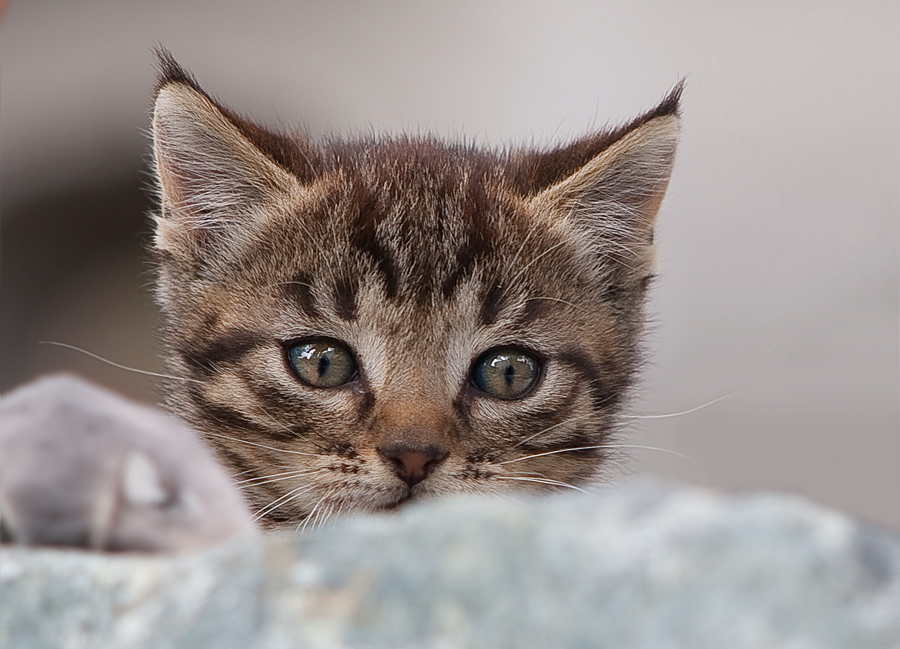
top-left (152, 52), bottom-right (680, 529)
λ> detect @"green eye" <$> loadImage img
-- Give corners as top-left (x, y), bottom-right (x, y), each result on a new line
top-left (287, 339), bottom-right (357, 388)
top-left (471, 347), bottom-right (540, 400)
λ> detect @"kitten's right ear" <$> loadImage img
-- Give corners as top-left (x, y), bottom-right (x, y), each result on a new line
top-left (151, 57), bottom-right (303, 259)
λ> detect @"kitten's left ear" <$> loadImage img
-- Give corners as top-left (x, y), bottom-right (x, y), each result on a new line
top-left (529, 87), bottom-right (681, 284)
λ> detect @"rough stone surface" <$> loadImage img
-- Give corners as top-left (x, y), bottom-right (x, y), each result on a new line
top-left (2, 483), bottom-right (898, 649)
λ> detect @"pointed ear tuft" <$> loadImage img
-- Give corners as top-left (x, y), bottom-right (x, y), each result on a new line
top-left (151, 67), bottom-right (302, 259)
top-left (153, 47), bottom-right (204, 96)
top-left (642, 79), bottom-right (683, 122)
top-left (529, 92), bottom-right (681, 284)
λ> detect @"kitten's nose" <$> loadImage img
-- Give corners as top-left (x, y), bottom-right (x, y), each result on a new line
top-left (377, 443), bottom-right (448, 487)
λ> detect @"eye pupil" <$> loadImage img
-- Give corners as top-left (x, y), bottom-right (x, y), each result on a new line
top-left (287, 339), bottom-right (357, 388)
top-left (471, 347), bottom-right (539, 400)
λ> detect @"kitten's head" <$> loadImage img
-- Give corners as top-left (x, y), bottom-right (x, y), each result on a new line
top-left (150, 52), bottom-right (680, 528)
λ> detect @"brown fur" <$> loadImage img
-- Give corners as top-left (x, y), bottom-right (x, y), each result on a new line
top-left (151, 51), bottom-right (681, 529)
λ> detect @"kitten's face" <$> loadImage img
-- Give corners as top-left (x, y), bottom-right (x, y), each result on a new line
top-left (151, 54), bottom-right (679, 528)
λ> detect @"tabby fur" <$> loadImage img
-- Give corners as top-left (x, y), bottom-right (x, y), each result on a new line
top-left (151, 51), bottom-right (680, 528)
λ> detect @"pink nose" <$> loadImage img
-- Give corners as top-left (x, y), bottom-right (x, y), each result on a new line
top-left (377, 443), bottom-right (448, 487)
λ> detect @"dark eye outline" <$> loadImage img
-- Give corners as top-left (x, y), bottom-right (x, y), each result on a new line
top-left (282, 337), bottom-right (360, 389)
top-left (467, 345), bottom-right (544, 401)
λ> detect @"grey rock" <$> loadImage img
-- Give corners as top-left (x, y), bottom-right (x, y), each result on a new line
top-left (2, 484), bottom-right (898, 649)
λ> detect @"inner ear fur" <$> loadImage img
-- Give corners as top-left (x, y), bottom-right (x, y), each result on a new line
top-left (151, 80), bottom-right (304, 259)
top-left (528, 105), bottom-right (680, 284)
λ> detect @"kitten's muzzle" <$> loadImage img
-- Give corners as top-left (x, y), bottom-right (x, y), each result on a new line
top-left (377, 443), bottom-right (448, 487)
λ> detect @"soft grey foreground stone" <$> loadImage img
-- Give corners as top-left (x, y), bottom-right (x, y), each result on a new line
top-left (2, 483), bottom-right (898, 649)
top-left (0, 374), bottom-right (254, 551)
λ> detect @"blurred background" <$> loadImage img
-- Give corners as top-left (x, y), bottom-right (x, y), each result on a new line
top-left (2, 1), bottom-right (897, 530)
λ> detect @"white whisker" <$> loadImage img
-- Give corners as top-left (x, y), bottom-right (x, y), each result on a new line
top-left (313, 503), bottom-right (335, 531)
top-left (39, 341), bottom-right (202, 384)
top-left (602, 444), bottom-right (695, 462)
top-left (234, 468), bottom-right (322, 487)
top-left (202, 430), bottom-right (319, 458)
top-left (325, 501), bottom-right (345, 526)
top-left (494, 475), bottom-right (587, 493)
top-left (502, 219), bottom-right (542, 286)
top-left (523, 296), bottom-right (582, 311)
top-left (624, 392), bottom-right (738, 420)
top-left (231, 463), bottom-right (295, 480)
top-left (513, 413), bottom-right (594, 448)
top-left (499, 443), bottom-right (693, 465)
top-left (299, 493), bottom-right (331, 534)
top-left (265, 280), bottom-right (314, 292)
top-left (255, 404), bottom-right (302, 439)
top-left (252, 483), bottom-right (316, 522)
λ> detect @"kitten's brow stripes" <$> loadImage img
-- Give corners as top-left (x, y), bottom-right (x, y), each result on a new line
top-left (478, 289), bottom-right (576, 328)
top-left (348, 198), bottom-right (400, 299)
top-left (345, 186), bottom-right (499, 307)
top-left (479, 291), bottom-right (574, 329)
top-left (479, 284), bottom-right (507, 326)
top-left (517, 296), bottom-right (577, 324)
top-left (333, 275), bottom-right (358, 321)
top-left (278, 274), bottom-right (321, 319)
top-left (516, 296), bottom-right (555, 325)
top-left (440, 216), bottom-right (496, 299)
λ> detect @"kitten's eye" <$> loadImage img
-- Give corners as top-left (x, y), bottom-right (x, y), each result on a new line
top-left (470, 347), bottom-right (540, 400)
top-left (287, 339), bottom-right (357, 388)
